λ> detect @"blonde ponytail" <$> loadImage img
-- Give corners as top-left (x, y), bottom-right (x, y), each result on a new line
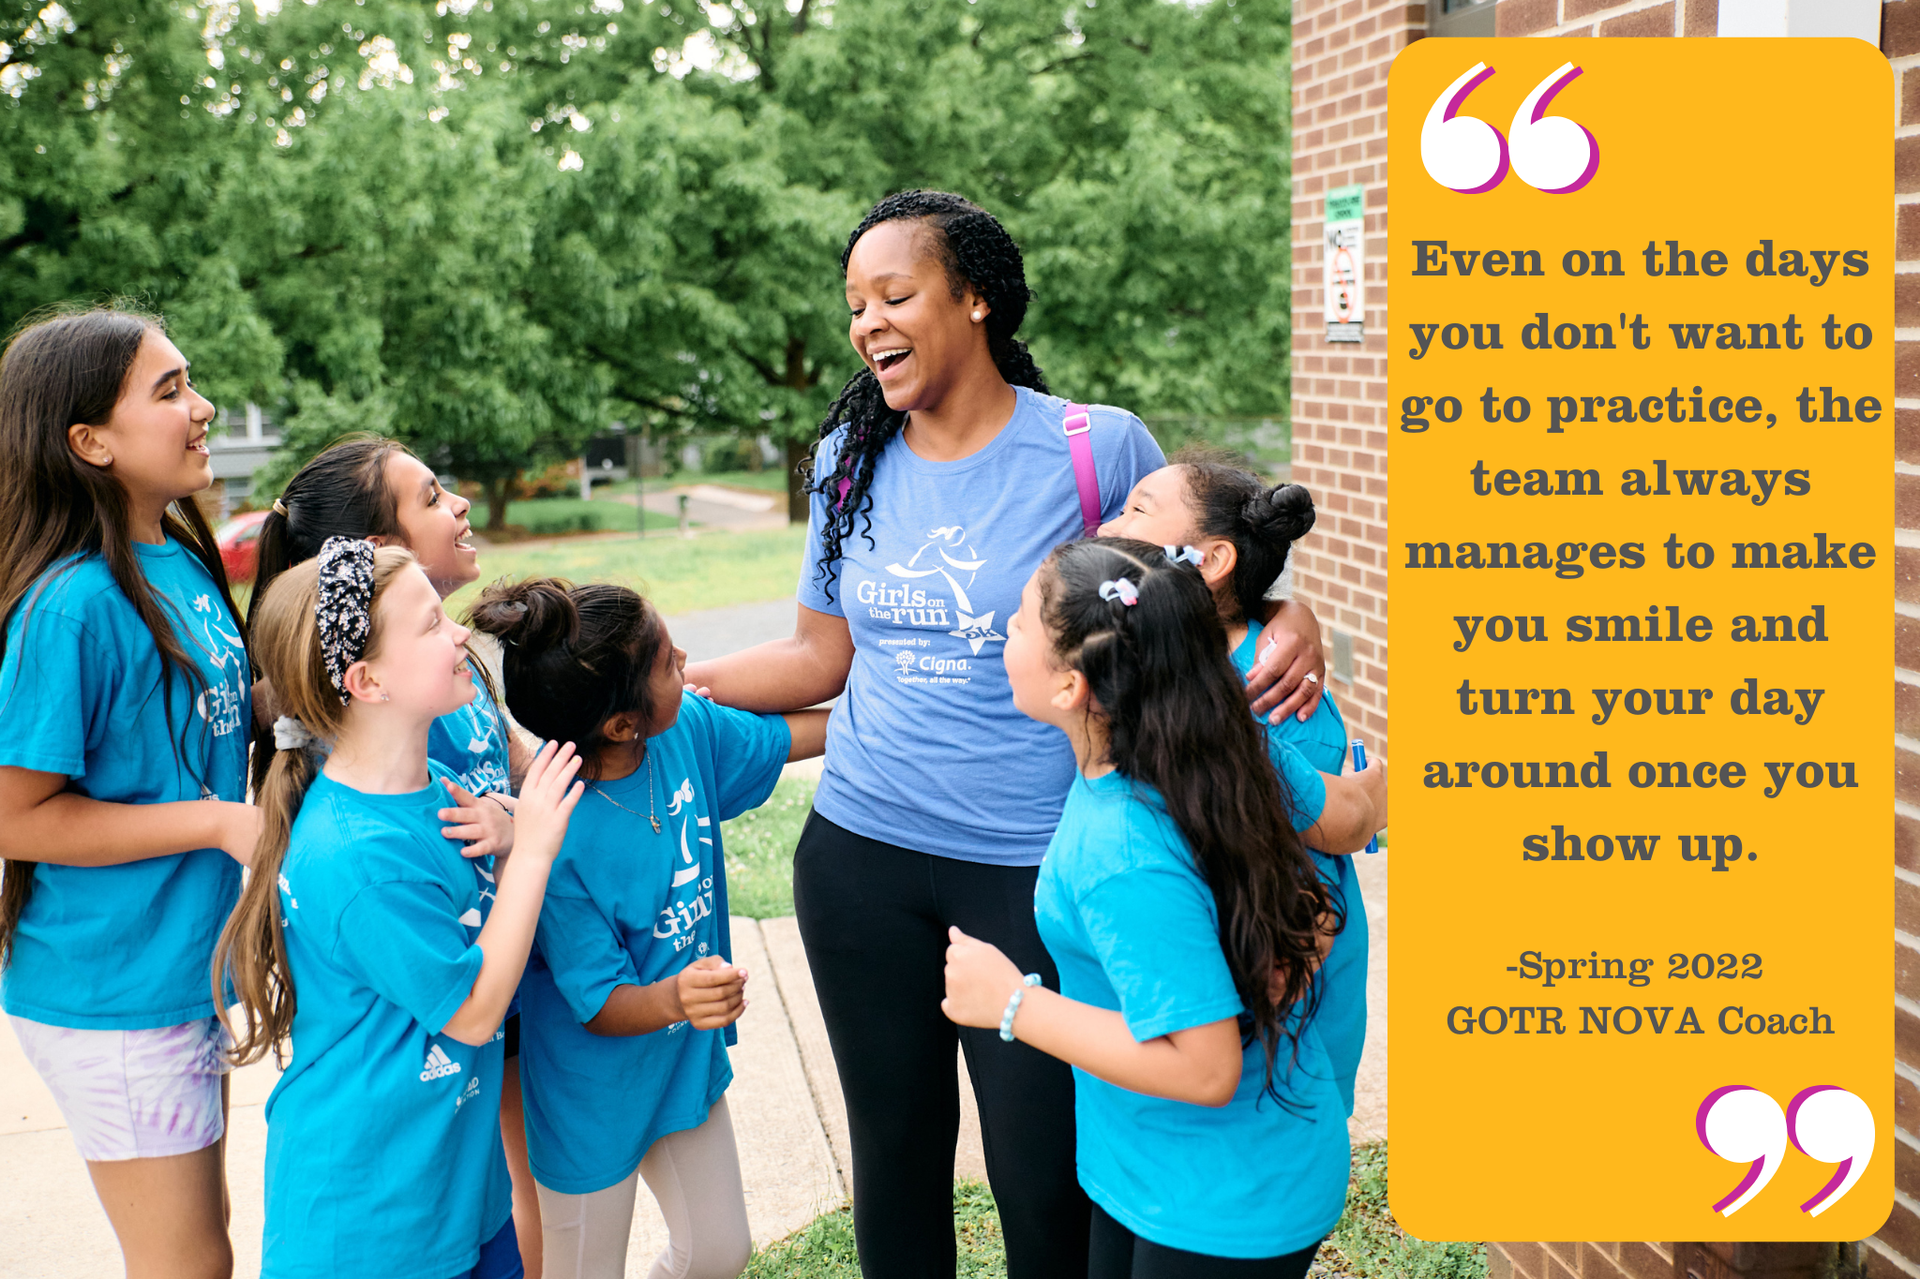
top-left (213, 545), bottom-right (416, 1066)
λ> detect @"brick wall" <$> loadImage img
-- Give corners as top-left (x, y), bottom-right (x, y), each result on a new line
top-left (1288, 0), bottom-right (1418, 759)
top-left (1888, 0), bottom-right (1920, 1272)
top-left (1294, 0), bottom-right (1913, 1274)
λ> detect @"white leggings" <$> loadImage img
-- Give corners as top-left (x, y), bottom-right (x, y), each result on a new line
top-left (536, 1096), bottom-right (750, 1279)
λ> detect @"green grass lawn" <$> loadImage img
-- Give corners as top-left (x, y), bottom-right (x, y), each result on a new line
top-left (494, 496), bottom-right (645, 537)
top-left (1322, 1144), bottom-right (1484, 1279)
top-left (744, 1181), bottom-right (1005, 1278)
top-left (739, 1147), bottom-right (1478, 1279)
top-left (443, 524), bottom-right (807, 621)
top-left (721, 774), bottom-right (815, 919)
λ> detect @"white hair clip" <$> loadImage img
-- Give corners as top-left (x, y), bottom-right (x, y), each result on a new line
top-left (1097, 578), bottom-right (1139, 606)
top-left (1164, 544), bottom-right (1203, 567)
top-left (273, 715), bottom-right (319, 752)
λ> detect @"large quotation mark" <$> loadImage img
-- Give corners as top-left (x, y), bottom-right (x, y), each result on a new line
top-left (1786, 1087), bottom-right (1875, 1216)
top-left (1420, 63), bottom-right (1507, 193)
top-left (1420, 62), bottom-right (1598, 195)
top-left (1696, 1085), bottom-right (1875, 1217)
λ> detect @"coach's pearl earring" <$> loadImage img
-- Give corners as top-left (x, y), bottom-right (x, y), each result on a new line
top-left (101, 455), bottom-right (112, 465)
top-left (971, 310), bottom-right (982, 321)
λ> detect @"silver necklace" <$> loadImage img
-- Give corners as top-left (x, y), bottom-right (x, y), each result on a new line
top-left (587, 745), bottom-right (660, 834)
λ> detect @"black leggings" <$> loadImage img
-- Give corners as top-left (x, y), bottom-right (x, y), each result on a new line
top-left (793, 810), bottom-right (1089, 1279)
top-left (1089, 1204), bottom-right (1323, 1279)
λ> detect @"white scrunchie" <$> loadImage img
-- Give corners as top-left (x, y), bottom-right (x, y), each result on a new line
top-left (273, 715), bottom-right (319, 753)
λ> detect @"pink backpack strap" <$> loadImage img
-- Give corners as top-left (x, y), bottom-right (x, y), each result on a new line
top-left (1063, 403), bottom-right (1101, 538)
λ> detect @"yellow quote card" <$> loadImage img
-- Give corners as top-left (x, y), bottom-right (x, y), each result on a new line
top-left (1387, 38), bottom-right (1892, 1239)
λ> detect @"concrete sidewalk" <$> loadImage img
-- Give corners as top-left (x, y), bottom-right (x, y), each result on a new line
top-left (0, 848), bottom-right (1388, 1276)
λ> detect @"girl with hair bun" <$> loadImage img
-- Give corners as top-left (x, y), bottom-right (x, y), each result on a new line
top-left (250, 433), bottom-right (543, 1269)
top-left (0, 308), bottom-right (256, 1277)
top-left (217, 542), bottom-right (583, 1279)
top-left (944, 536), bottom-right (1347, 1277)
top-left (468, 577), bottom-right (826, 1279)
top-left (683, 190), bottom-right (1331, 1277)
top-left (1100, 458), bottom-right (1384, 1116)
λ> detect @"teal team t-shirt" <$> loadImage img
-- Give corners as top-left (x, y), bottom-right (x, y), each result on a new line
top-left (798, 387), bottom-right (1165, 865)
top-left (0, 539), bottom-right (250, 1030)
top-left (518, 693), bottom-right (789, 1195)
top-left (1232, 627), bottom-right (1369, 1116)
top-left (428, 677), bottom-right (512, 798)
top-left (263, 762), bottom-right (510, 1279)
top-left (1035, 770), bottom-right (1350, 1259)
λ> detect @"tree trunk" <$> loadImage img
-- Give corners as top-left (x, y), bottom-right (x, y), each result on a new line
top-left (784, 436), bottom-right (810, 525)
top-left (781, 334), bottom-right (819, 525)
top-left (482, 474), bottom-right (513, 533)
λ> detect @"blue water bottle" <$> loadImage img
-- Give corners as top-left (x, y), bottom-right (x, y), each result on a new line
top-left (1350, 738), bottom-right (1379, 854)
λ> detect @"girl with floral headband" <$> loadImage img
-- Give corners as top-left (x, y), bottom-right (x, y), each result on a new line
top-left (216, 538), bottom-right (584, 1279)
top-left (250, 434), bottom-right (543, 1270)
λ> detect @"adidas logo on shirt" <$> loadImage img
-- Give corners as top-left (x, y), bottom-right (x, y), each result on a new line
top-left (419, 1044), bottom-right (462, 1082)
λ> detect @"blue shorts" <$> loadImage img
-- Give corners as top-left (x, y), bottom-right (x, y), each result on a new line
top-left (449, 1219), bottom-right (522, 1279)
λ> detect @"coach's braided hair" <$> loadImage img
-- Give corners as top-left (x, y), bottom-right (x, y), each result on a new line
top-left (806, 191), bottom-right (1049, 602)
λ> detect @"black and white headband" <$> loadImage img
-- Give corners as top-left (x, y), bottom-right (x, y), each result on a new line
top-left (316, 536), bottom-right (376, 704)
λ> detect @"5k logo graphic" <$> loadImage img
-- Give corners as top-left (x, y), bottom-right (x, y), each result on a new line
top-left (1421, 62), bottom-right (1599, 195)
top-left (1696, 1086), bottom-right (1875, 1217)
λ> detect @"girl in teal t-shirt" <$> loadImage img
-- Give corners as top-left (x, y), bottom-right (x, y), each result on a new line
top-left (469, 577), bottom-right (827, 1279)
top-left (0, 309), bottom-right (258, 1276)
top-left (945, 537), bottom-right (1348, 1275)
top-left (249, 434), bottom-right (542, 1268)
top-left (1100, 460), bottom-right (1388, 1115)
top-left (215, 541), bottom-right (584, 1279)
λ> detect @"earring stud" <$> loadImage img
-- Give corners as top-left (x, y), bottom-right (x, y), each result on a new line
top-left (971, 310), bottom-right (982, 321)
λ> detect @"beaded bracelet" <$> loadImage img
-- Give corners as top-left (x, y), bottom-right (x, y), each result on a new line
top-left (999, 973), bottom-right (1043, 1042)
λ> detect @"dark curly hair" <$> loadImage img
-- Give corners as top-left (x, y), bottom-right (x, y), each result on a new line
top-left (1040, 536), bottom-right (1338, 1104)
top-left (806, 190), bottom-right (1049, 602)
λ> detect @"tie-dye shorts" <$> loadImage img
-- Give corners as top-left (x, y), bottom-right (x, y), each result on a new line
top-left (8, 1014), bottom-right (231, 1162)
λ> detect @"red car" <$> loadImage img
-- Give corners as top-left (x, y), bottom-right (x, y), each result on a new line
top-left (216, 510), bottom-right (271, 583)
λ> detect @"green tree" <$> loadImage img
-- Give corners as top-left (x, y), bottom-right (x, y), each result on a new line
top-left (1, 0), bottom-right (1290, 529)
top-left (519, 0), bottom-right (1293, 517)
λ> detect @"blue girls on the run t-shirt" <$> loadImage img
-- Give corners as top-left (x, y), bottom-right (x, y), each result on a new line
top-left (1232, 627), bottom-right (1368, 1117)
top-left (0, 539), bottom-right (250, 1030)
top-left (517, 694), bottom-right (788, 1194)
top-left (799, 387), bottom-right (1165, 865)
top-left (1035, 770), bottom-right (1349, 1260)
top-left (263, 761), bottom-right (510, 1279)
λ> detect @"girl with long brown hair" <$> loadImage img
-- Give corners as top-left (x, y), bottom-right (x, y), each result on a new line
top-left (217, 540), bottom-right (582, 1279)
top-left (1099, 460), bottom-right (1386, 1119)
top-left (944, 537), bottom-right (1348, 1278)
top-left (0, 308), bottom-right (258, 1278)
